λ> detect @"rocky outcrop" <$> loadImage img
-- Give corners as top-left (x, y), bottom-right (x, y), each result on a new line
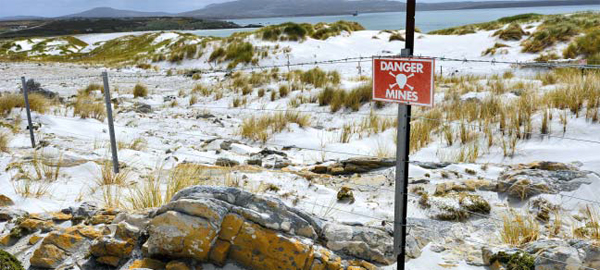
top-left (483, 239), bottom-right (600, 270)
top-left (421, 192), bottom-right (491, 221)
top-left (0, 186), bottom-right (402, 269)
top-left (312, 157), bottom-right (395, 175)
top-left (30, 225), bottom-right (101, 268)
top-left (129, 186), bottom-right (394, 269)
top-left (22, 79), bottom-right (59, 99)
top-left (497, 161), bottom-right (596, 200)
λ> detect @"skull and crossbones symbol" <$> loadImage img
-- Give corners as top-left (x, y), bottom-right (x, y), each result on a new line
top-left (388, 71), bottom-right (414, 90)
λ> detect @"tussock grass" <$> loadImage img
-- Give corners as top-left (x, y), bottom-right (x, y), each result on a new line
top-left (317, 83), bottom-right (373, 112)
top-left (493, 23), bottom-right (527, 41)
top-left (279, 85), bottom-right (289, 97)
top-left (359, 110), bottom-right (395, 136)
top-left (210, 41), bottom-right (255, 69)
top-left (118, 137), bottom-right (147, 151)
top-left (95, 161), bottom-right (130, 186)
top-left (260, 21), bottom-right (363, 41)
top-left (429, 13), bottom-right (541, 35)
top-left (12, 179), bottom-right (50, 198)
top-left (500, 209), bottom-right (540, 246)
top-left (482, 43), bottom-right (509, 56)
top-left (573, 205), bottom-right (600, 241)
top-left (300, 67), bottom-right (329, 88)
top-left (133, 83), bottom-right (148, 98)
top-left (240, 112), bottom-right (311, 142)
top-left (519, 12), bottom-right (600, 53)
top-left (101, 185), bottom-right (122, 209)
top-left (82, 83), bottom-right (104, 95)
top-left (192, 84), bottom-right (211, 96)
top-left (0, 93), bottom-right (51, 116)
top-left (345, 83), bottom-right (372, 111)
top-left (0, 131), bottom-right (10, 153)
top-left (563, 29), bottom-right (600, 62)
top-left (389, 33), bottom-right (405, 42)
top-left (31, 151), bottom-right (62, 181)
top-left (189, 95), bottom-right (198, 105)
top-left (73, 94), bottom-right (106, 121)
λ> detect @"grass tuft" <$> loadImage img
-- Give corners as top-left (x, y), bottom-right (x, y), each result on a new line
top-left (133, 83), bottom-right (148, 98)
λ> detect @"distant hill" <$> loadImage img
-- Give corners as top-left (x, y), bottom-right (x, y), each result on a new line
top-left (3, 0), bottom-right (599, 21)
top-left (63, 7), bottom-right (172, 18)
top-left (0, 16), bottom-right (45, 21)
top-left (181, 0), bottom-right (600, 19)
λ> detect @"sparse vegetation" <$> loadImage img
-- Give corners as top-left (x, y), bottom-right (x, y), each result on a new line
top-left (493, 23), bottom-right (527, 41)
top-left (482, 43), bottom-right (509, 56)
top-left (500, 209), bottom-right (540, 246)
top-left (0, 93), bottom-right (51, 116)
top-left (133, 83), bottom-right (149, 98)
top-left (0, 131), bottom-right (10, 153)
top-left (95, 161), bottom-right (130, 186)
top-left (240, 112), bottom-right (311, 142)
top-left (73, 94), bottom-right (106, 122)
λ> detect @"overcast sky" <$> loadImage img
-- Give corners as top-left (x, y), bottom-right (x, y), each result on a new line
top-left (0, 0), bottom-right (524, 18)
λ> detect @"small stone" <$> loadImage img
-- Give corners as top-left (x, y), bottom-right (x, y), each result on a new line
top-left (97, 256), bottom-right (121, 267)
top-left (19, 218), bottom-right (55, 233)
top-left (30, 244), bottom-right (67, 268)
top-left (166, 260), bottom-right (191, 270)
top-left (129, 258), bottom-right (166, 270)
top-left (29, 235), bottom-right (43, 245)
top-left (220, 140), bottom-right (233, 150)
top-left (0, 194), bottom-right (14, 207)
top-left (218, 214), bottom-right (244, 242)
top-left (0, 209), bottom-right (27, 222)
top-left (89, 214), bottom-right (116, 225)
top-left (51, 212), bottom-right (72, 222)
top-left (337, 186), bottom-right (355, 204)
top-left (209, 239), bottom-right (231, 266)
top-left (215, 158), bottom-right (239, 167)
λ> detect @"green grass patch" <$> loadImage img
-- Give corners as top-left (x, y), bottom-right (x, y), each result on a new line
top-left (563, 29), bottom-right (600, 62)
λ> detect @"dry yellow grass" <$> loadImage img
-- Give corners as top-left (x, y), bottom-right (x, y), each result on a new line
top-left (95, 161), bottom-right (130, 186)
top-left (0, 93), bottom-right (52, 115)
top-left (0, 131), bottom-right (10, 153)
top-left (240, 111), bottom-right (310, 142)
top-left (500, 210), bottom-right (540, 246)
top-left (12, 179), bottom-right (51, 198)
top-left (73, 94), bottom-right (106, 121)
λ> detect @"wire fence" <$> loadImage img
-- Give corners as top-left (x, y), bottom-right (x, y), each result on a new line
top-left (3, 53), bottom-right (600, 268)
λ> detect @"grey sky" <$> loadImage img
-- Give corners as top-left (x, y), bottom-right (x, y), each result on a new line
top-left (0, 0), bottom-right (525, 18)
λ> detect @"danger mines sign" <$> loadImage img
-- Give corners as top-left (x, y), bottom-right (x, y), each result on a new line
top-left (373, 57), bottom-right (435, 107)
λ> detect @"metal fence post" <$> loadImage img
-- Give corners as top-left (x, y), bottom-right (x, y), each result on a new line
top-left (101, 72), bottom-right (119, 173)
top-left (20, 77), bottom-right (36, 148)
top-left (395, 1), bottom-right (416, 269)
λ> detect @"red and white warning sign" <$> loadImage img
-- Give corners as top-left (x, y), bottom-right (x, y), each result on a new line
top-left (373, 57), bottom-right (435, 107)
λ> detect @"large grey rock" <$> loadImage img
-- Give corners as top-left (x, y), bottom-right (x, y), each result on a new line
top-left (497, 162), bottom-right (595, 200)
top-left (22, 79), bottom-right (58, 99)
top-left (312, 157), bottom-right (396, 175)
top-left (525, 240), bottom-right (582, 270)
top-left (322, 223), bottom-right (394, 264)
top-left (171, 186), bottom-right (319, 238)
top-left (0, 209), bottom-right (28, 222)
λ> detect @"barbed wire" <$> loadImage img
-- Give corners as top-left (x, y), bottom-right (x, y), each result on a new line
top-left (3, 53), bottom-right (600, 83)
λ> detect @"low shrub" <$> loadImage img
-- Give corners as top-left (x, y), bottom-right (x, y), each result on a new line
top-left (240, 112), bottom-right (310, 142)
top-left (0, 93), bottom-right (51, 116)
top-left (493, 23), bottom-right (527, 41)
top-left (563, 29), bottom-right (600, 61)
top-left (389, 33), bottom-right (405, 41)
top-left (133, 83), bottom-right (148, 98)
top-left (73, 94), bottom-right (105, 121)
